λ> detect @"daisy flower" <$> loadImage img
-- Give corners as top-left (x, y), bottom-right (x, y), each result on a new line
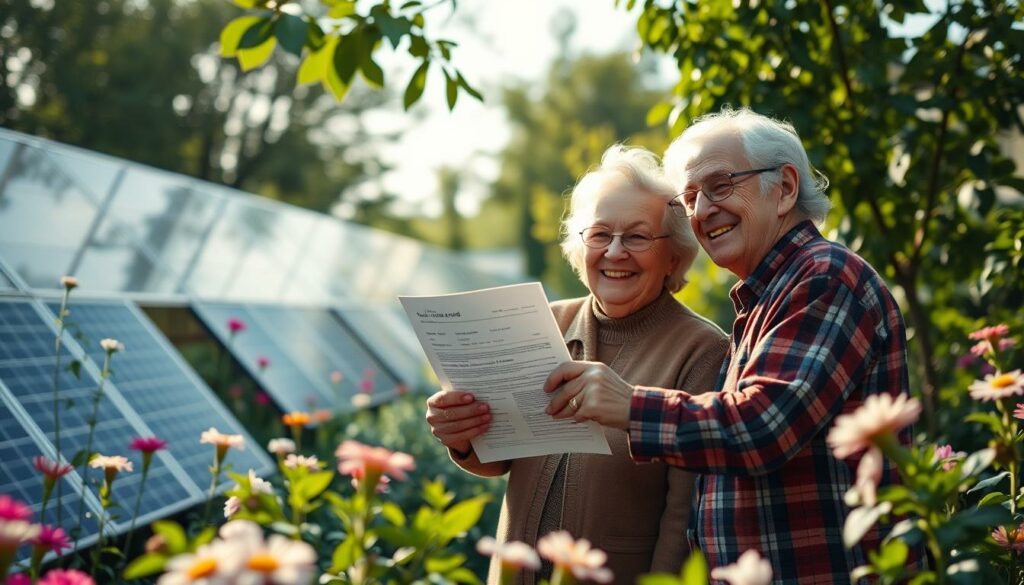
top-left (710, 549), bottom-right (774, 585)
top-left (476, 536), bottom-right (540, 571)
top-left (536, 530), bottom-right (613, 584)
top-left (968, 370), bottom-right (1024, 402)
top-left (826, 393), bottom-right (921, 459)
top-left (267, 438), bottom-right (296, 456)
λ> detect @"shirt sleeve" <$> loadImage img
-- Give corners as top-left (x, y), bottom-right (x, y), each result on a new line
top-left (628, 276), bottom-right (879, 476)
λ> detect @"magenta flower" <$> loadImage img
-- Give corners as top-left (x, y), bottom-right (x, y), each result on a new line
top-left (6, 574), bottom-right (31, 585)
top-left (1015, 404), bottom-right (1024, 420)
top-left (32, 525), bottom-right (70, 554)
top-left (358, 378), bottom-right (374, 394)
top-left (0, 495), bottom-right (32, 522)
top-left (255, 391), bottom-right (271, 406)
top-left (129, 437), bottom-right (167, 455)
top-left (227, 318), bottom-right (246, 334)
top-left (37, 569), bottom-right (95, 585)
top-left (33, 456), bottom-right (73, 481)
top-left (256, 356), bottom-right (270, 369)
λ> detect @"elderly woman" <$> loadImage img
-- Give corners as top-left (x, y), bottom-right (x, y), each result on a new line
top-left (425, 144), bottom-right (728, 584)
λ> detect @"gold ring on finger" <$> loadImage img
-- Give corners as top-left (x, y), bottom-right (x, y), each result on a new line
top-left (569, 395), bottom-right (580, 411)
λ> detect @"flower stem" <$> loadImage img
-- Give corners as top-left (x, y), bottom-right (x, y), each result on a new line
top-left (51, 287), bottom-right (72, 526)
top-left (121, 461), bottom-right (150, 575)
top-left (73, 351), bottom-right (113, 551)
top-left (202, 461), bottom-right (222, 526)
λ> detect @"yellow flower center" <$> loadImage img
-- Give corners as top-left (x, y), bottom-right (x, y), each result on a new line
top-left (993, 374), bottom-right (1016, 389)
top-left (247, 553), bottom-right (280, 573)
top-left (187, 558), bottom-right (217, 579)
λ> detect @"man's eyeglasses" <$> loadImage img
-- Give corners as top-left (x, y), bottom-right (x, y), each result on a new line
top-left (579, 227), bottom-right (670, 252)
top-left (668, 166), bottom-right (780, 218)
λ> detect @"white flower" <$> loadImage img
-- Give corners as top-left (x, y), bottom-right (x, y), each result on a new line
top-left (477, 536), bottom-right (540, 571)
top-left (849, 447), bottom-right (883, 507)
top-left (826, 393), bottom-right (920, 459)
top-left (100, 338), bottom-right (125, 353)
top-left (89, 454), bottom-right (133, 473)
top-left (0, 520), bottom-right (41, 548)
top-left (710, 549), bottom-right (774, 585)
top-left (245, 470), bottom-right (273, 495)
top-left (237, 534), bottom-right (317, 585)
top-left (60, 275), bottom-right (78, 289)
top-left (200, 428), bottom-right (245, 451)
top-left (284, 454), bottom-right (322, 471)
top-left (224, 496), bottom-right (241, 519)
top-left (267, 438), bottom-right (296, 456)
top-left (968, 370), bottom-right (1024, 402)
top-left (351, 393), bottom-right (371, 408)
top-left (158, 539), bottom-right (246, 585)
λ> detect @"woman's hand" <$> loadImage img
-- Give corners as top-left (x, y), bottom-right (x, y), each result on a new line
top-left (425, 390), bottom-right (491, 456)
top-left (544, 360), bottom-right (634, 431)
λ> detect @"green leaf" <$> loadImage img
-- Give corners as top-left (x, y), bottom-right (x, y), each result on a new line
top-left (976, 491), bottom-right (1008, 508)
top-left (966, 471), bottom-right (1009, 495)
top-left (151, 520), bottom-right (187, 554)
top-left (408, 34), bottom-right (429, 57)
top-left (332, 31), bottom-right (360, 85)
top-left (680, 550), bottom-right (708, 585)
top-left (237, 16), bottom-right (274, 50)
top-left (123, 553), bottom-right (167, 579)
top-left (220, 15), bottom-right (264, 57)
top-left (381, 501), bottom-right (406, 526)
top-left (376, 13), bottom-right (412, 49)
top-left (638, 574), bottom-right (684, 585)
top-left (359, 48), bottom-right (385, 89)
top-left (238, 36), bottom-right (277, 71)
top-left (445, 71), bottom-right (458, 111)
top-left (960, 448), bottom-right (996, 480)
top-left (400, 1), bottom-right (422, 9)
top-left (298, 470), bottom-right (334, 500)
top-left (68, 359), bottom-right (81, 379)
top-left (954, 504), bottom-right (1013, 528)
top-left (192, 526), bottom-right (216, 549)
top-left (299, 35), bottom-right (335, 85)
top-left (456, 72), bottom-right (483, 102)
top-left (330, 535), bottom-right (361, 573)
top-left (425, 554), bottom-right (465, 573)
top-left (274, 14), bottom-right (307, 56)
top-left (646, 102), bottom-right (674, 127)
top-left (403, 60), bottom-right (429, 110)
top-left (328, 1), bottom-right (356, 19)
top-left (439, 495), bottom-right (489, 538)
top-left (444, 567), bottom-right (482, 584)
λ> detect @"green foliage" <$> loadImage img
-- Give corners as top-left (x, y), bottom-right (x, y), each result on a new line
top-left (219, 0), bottom-right (481, 111)
top-left (626, 0), bottom-right (1024, 434)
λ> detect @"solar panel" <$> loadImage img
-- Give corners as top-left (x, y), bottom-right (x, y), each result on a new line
top-left (47, 300), bottom-right (273, 485)
top-left (192, 302), bottom-right (403, 412)
top-left (334, 305), bottom-right (425, 390)
top-left (0, 297), bottom-right (272, 551)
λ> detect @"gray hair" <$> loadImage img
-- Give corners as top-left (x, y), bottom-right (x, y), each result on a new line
top-left (663, 107), bottom-right (831, 224)
top-left (560, 144), bottom-right (700, 293)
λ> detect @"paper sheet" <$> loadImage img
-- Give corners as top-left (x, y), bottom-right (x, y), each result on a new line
top-left (399, 283), bottom-right (611, 463)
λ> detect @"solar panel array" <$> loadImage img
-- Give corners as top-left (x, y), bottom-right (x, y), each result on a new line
top-left (192, 302), bottom-right (414, 413)
top-left (0, 297), bottom-right (273, 551)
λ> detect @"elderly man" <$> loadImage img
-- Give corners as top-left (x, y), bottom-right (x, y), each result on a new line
top-left (544, 108), bottom-right (914, 582)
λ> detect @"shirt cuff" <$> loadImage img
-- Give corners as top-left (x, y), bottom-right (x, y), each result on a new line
top-left (629, 386), bottom-right (682, 463)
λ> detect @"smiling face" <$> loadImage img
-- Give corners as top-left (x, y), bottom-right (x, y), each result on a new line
top-left (676, 130), bottom-right (800, 279)
top-left (583, 178), bottom-right (680, 318)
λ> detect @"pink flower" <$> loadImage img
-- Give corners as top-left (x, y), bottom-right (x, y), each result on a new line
top-left (200, 428), bottom-right (245, 451)
top-left (969, 324), bottom-right (1010, 341)
top-left (0, 495), bottom-right (33, 522)
top-left (33, 456), bottom-right (73, 481)
top-left (933, 444), bottom-right (965, 471)
top-left (710, 549), bottom-right (774, 585)
top-left (336, 440), bottom-right (415, 482)
top-left (970, 341), bottom-right (989, 357)
top-left (1000, 338), bottom-right (1017, 351)
top-left (476, 536), bottom-right (540, 571)
top-left (993, 524), bottom-right (1024, 552)
top-left (359, 378), bottom-right (374, 394)
top-left (330, 371), bottom-right (343, 384)
top-left (1015, 403), bottom-right (1024, 420)
top-left (348, 468), bottom-right (390, 494)
top-left (227, 318), bottom-right (246, 334)
top-left (826, 393), bottom-right (921, 459)
top-left (129, 437), bottom-right (167, 455)
top-left (37, 570), bottom-right (94, 585)
top-left (224, 496), bottom-right (241, 519)
top-left (968, 370), bottom-right (1024, 402)
top-left (536, 530), bottom-right (613, 584)
top-left (6, 574), bottom-right (31, 585)
top-left (32, 525), bottom-right (70, 554)
top-left (255, 391), bottom-right (271, 406)
top-left (256, 356), bottom-right (270, 369)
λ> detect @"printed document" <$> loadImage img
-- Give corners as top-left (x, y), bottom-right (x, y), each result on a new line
top-left (399, 283), bottom-right (611, 463)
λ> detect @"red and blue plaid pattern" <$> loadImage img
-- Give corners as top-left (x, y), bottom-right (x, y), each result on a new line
top-left (629, 221), bottom-right (914, 583)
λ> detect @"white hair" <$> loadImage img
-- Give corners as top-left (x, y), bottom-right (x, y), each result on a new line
top-left (560, 144), bottom-right (700, 293)
top-left (663, 107), bottom-right (831, 224)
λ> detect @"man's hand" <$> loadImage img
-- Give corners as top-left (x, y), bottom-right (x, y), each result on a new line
top-left (425, 390), bottom-right (491, 456)
top-left (543, 360), bottom-right (634, 431)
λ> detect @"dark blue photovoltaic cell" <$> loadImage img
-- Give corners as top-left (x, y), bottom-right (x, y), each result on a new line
top-left (192, 303), bottom-right (404, 412)
top-left (0, 397), bottom-right (93, 541)
top-left (0, 299), bottom-right (193, 535)
top-left (191, 303), bottom-right (333, 413)
top-left (46, 301), bottom-right (273, 485)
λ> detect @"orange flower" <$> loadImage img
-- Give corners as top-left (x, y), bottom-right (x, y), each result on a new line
top-left (281, 412), bottom-right (311, 427)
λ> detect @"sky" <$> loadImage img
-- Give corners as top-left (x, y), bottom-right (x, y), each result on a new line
top-left (333, 1), bottom-right (652, 220)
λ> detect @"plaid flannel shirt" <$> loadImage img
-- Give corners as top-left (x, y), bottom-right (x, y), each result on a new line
top-left (629, 221), bottom-right (913, 583)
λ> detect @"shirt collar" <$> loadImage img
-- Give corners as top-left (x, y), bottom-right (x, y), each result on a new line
top-left (729, 220), bottom-right (820, 313)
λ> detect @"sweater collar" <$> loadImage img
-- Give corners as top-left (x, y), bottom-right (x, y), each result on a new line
top-left (564, 289), bottom-right (679, 361)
